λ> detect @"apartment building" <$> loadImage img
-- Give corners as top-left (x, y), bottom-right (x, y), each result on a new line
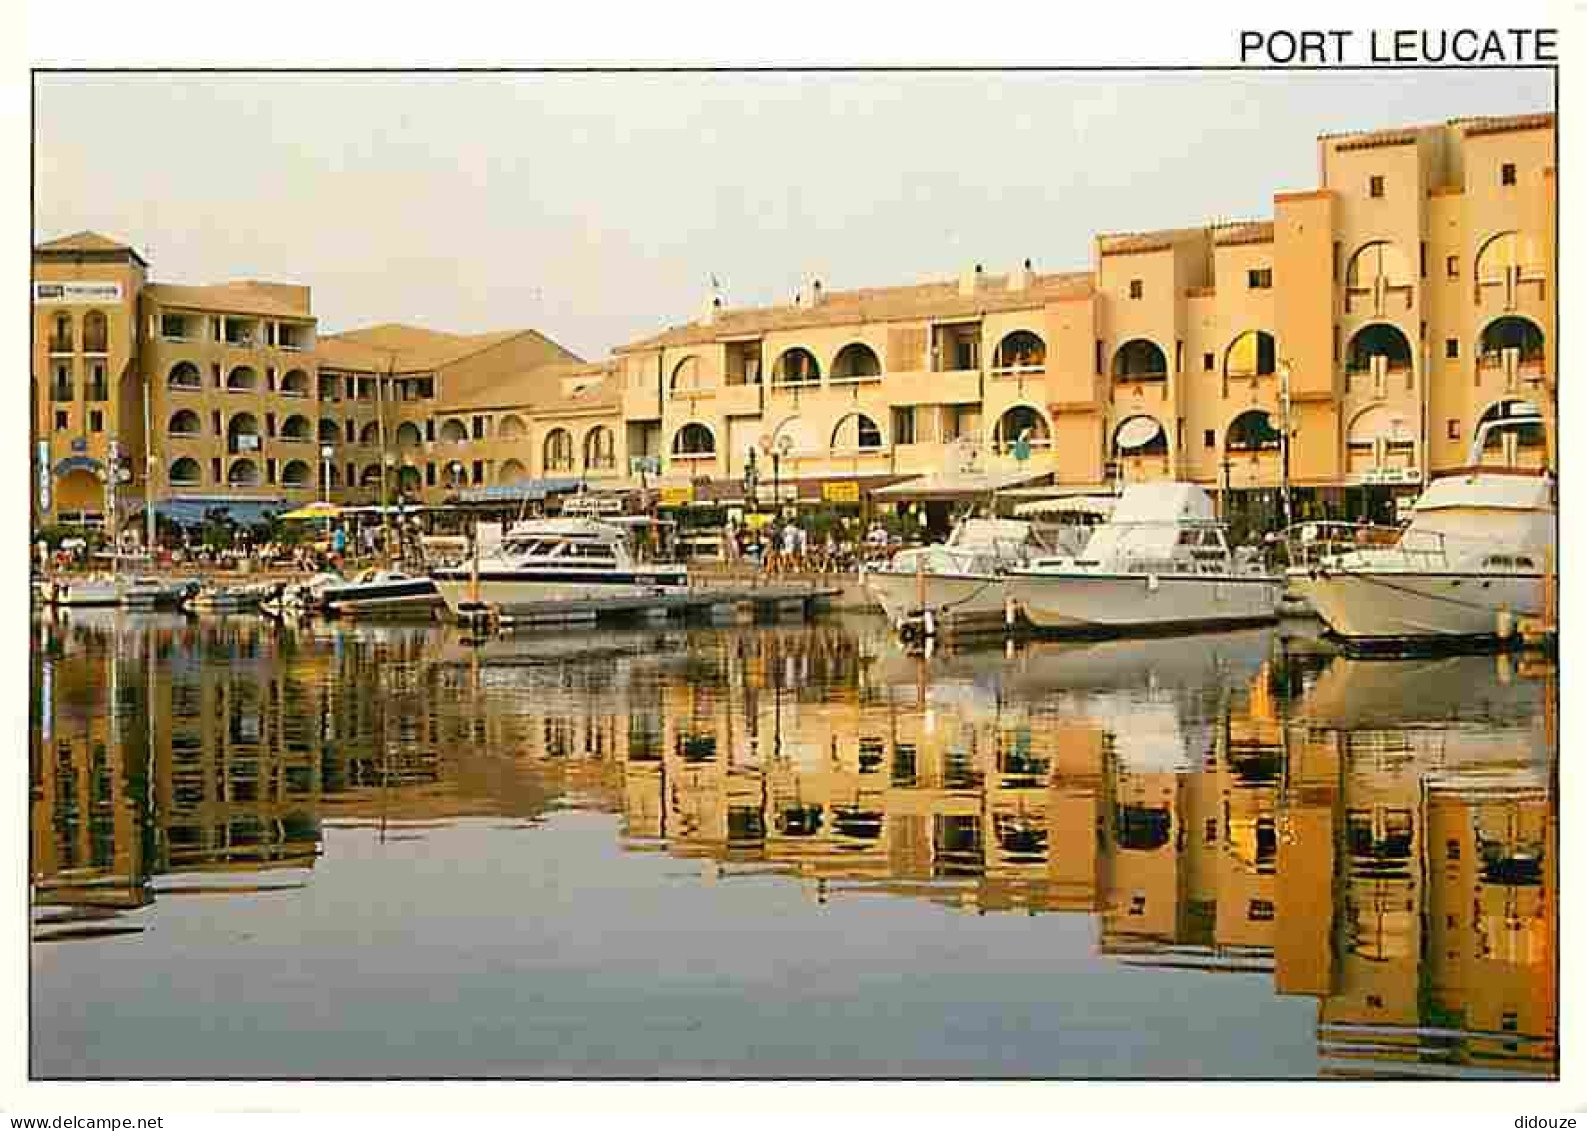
top-left (31, 109), bottom-right (1554, 532)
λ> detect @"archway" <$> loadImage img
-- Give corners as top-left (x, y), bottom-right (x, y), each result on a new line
top-left (672, 422), bottom-right (716, 457)
top-left (439, 418), bottom-right (468, 444)
top-left (360, 465), bottom-right (384, 487)
top-left (993, 404), bottom-right (1051, 451)
top-left (281, 460), bottom-right (313, 489)
top-left (830, 412), bottom-right (884, 452)
top-left (670, 355), bottom-right (711, 395)
top-left (319, 418), bottom-right (340, 445)
top-left (1345, 240), bottom-right (1414, 313)
top-left (543, 428), bottom-right (575, 472)
top-left (168, 409), bottom-right (201, 437)
top-left (169, 457), bottom-right (202, 488)
top-left (226, 413), bottom-right (260, 455)
top-left (54, 468), bottom-right (100, 513)
top-left (1478, 316), bottom-right (1545, 368)
top-left (498, 414), bottom-right (527, 440)
top-left (396, 466), bottom-right (422, 494)
top-left (281, 414), bottom-right (312, 442)
top-left (1223, 331), bottom-right (1276, 379)
top-left (1113, 415), bottom-right (1168, 457)
top-left (1345, 323), bottom-right (1413, 378)
top-left (498, 458), bottom-right (529, 484)
top-left (280, 369), bottom-right (311, 397)
top-left (395, 421), bottom-right (423, 449)
top-left (584, 425), bottom-right (616, 470)
top-left (168, 361), bottom-right (202, 390)
top-left (359, 421), bottom-right (382, 446)
top-left (830, 343), bottom-right (881, 380)
top-left (1225, 409), bottom-right (1281, 454)
top-left (226, 365), bottom-right (259, 392)
top-left (1112, 339), bottom-right (1168, 381)
top-left (771, 347), bottom-right (821, 385)
top-left (227, 459), bottom-right (261, 488)
top-left (82, 310), bottom-right (109, 353)
top-left (994, 330), bottom-right (1046, 370)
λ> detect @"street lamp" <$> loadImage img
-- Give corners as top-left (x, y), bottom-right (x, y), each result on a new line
top-left (1277, 360), bottom-right (1294, 531)
top-left (743, 446), bottom-right (759, 504)
top-left (320, 444), bottom-right (334, 505)
top-left (774, 434), bottom-right (793, 516)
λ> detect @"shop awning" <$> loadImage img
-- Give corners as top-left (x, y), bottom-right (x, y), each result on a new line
top-left (873, 468), bottom-right (1049, 502)
top-left (148, 495), bottom-right (287, 526)
top-left (454, 478), bottom-right (583, 504)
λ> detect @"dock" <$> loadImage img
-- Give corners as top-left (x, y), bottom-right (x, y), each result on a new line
top-left (453, 582), bottom-right (843, 632)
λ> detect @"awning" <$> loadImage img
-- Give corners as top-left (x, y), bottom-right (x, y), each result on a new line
top-left (278, 501), bottom-right (341, 521)
top-left (1115, 417), bottom-right (1164, 451)
top-left (454, 478), bottom-right (583, 504)
top-left (149, 495), bottom-right (286, 526)
top-left (873, 468), bottom-right (1049, 502)
top-left (1013, 495), bottom-right (1117, 518)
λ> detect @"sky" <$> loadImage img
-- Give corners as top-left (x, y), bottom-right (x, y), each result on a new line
top-left (35, 70), bottom-right (1553, 361)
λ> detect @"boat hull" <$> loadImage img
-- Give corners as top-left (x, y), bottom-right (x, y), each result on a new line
top-left (323, 578), bottom-right (441, 617)
top-left (862, 569), bottom-right (1013, 634)
top-left (1290, 569), bottom-right (1542, 645)
top-left (1009, 572), bottom-right (1280, 634)
top-left (433, 571), bottom-right (689, 616)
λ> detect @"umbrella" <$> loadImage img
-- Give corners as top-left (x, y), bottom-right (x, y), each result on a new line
top-left (278, 501), bottom-right (342, 521)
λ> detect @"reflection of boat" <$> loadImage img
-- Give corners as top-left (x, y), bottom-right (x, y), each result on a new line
top-left (1009, 483), bottom-right (1280, 634)
top-left (1292, 653), bottom-right (1548, 731)
top-left (432, 518), bottom-right (688, 616)
top-left (322, 568), bottom-right (440, 618)
top-left (1290, 467), bottom-right (1555, 648)
top-left (863, 518), bottom-right (1048, 635)
top-left (40, 574), bottom-right (196, 608)
top-left (184, 582), bottom-right (277, 613)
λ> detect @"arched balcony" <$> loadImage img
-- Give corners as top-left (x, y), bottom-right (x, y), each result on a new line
top-left (225, 365), bottom-right (259, 392)
top-left (360, 465), bottom-right (384, 488)
top-left (543, 428), bottom-right (575, 473)
top-left (770, 347), bottom-right (821, 387)
top-left (1345, 240), bottom-right (1414, 315)
top-left (168, 409), bottom-right (202, 439)
top-left (1478, 316), bottom-right (1546, 387)
top-left (439, 418), bottom-right (469, 445)
top-left (670, 355), bottom-right (715, 397)
top-left (830, 343), bottom-right (882, 382)
top-left (226, 413), bottom-right (261, 455)
top-left (1113, 415), bottom-right (1169, 482)
top-left (671, 422), bottom-right (716, 459)
top-left (992, 404), bottom-right (1051, 453)
top-left (168, 361), bottom-right (202, 391)
top-left (395, 421), bottom-right (424, 449)
top-left (227, 459), bottom-right (261, 488)
top-left (48, 312), bottom-right (73, 354)
top-left (359, 421), bottom-right (381, 447)
top-left (280, 415), bottom-right (312, 443)
top-left (281, 460), bottom-right (313, 489)
top-left (498, 414), bottom-right (527, 440)
top-left (991, 330), bottom-right (1046, 375)
top-left (169, 457), bottom-right (202, 488)
top-left (498, 458), bottom-right (529, 484)
top-left (279, 369), bottom-right (311, 397)
top-left (1475, 230), bottom-right (1546, 309)
top-left (1344, 324), bottom-right (1413, 393)
top-left (318, 418), bottom-right (340, 445)
top-left (1225, 409), bottom-right (1283, 485)
top-left (1345, 405), bottom-right (1416, 479)
top-left (1223, 330), bottom-right (1276, 381)
top-left (829, 412), bottom-right (884, 453)
top-left (1112, 339), bottom-right (1168, 385)
top-left (82, 310), bottom-right (109, 354)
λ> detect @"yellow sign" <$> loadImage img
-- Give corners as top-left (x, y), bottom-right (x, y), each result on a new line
top-left (822, 480), bottom-right (861, 504)
top-left (659, 486), bottom-right (694, 507)
top-left (745, 513), bottom-right (772, 530)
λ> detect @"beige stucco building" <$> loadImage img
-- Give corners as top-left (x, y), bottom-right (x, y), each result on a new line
top-left (32, 109), bottom-right (1554, 532)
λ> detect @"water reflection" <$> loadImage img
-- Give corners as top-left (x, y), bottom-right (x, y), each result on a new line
top-left (31, 610), bottom-right (1556, 1079)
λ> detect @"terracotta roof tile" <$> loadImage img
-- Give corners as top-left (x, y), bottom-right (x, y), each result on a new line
top-left (144, 281), bottom-right (315, 320)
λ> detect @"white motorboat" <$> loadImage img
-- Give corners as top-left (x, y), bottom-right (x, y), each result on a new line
top-left (321, 568), bottom-right (441, 618)
top-left (1007, 482), bottom-right (1281, 634)
top-left (39, 574), bottom-right (196, 609)
top-left (432, 517), bottom-right (688, 617)
top-left (862, 518), bottom-right (1049, 636)
top-left (1289, 468), bottom-right (1554, 649)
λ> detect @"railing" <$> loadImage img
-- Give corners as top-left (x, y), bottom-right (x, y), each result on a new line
top-left (47, 337), bottom-right (72, 354)
top-left (82, 337), bottom-right (108, 354)
top-left (168, 429), bottom-right (202, 440)
top-left (829, 371), bottom-right (883, 385)
top-left (169, 379), bottom-right (202, 392)
top-left (989, 363), bottom-right (1046, 379)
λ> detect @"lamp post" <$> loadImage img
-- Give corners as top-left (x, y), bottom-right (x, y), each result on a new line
top-left (1277, 360), bottom-right (1294, 531)
top-left (743, 446), bottom-right (759, 506)
top-left (774, 434), bottom-right (793, 517)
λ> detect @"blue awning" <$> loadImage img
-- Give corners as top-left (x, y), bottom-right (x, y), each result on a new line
top-left (147, 495), bottom-right (287, 526)
top-left (455, 478), bottom-right (583, 503)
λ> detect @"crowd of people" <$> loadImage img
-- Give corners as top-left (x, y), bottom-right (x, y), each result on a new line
top-left (718, 520), bottom-right (902, 575)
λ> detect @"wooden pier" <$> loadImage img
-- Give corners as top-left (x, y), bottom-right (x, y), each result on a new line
top-left (453, 582), bottom-right (842, 633)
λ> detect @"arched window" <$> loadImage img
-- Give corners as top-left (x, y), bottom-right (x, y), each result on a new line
top-left (168, 409), bottom-right (201, 437)
top-left (830, 412), bottom-right (884, 452)
top-left (498, 414), bottom-right (527, 440)
top-left (169, 457), bottom-right (202, 487)
top-left (831, 343), bottom-right (882, 381)
top-left (359, 421), bottom-right (382, 446)
top-left (993, 330), bottom-right (1046, 371)
top-left (1476, 230), bottom-right (1545, 285)
top-left (1112, 339), bottom-right (1168, 381)
top-left (1345, 241), bottom-right (1414, 314)
top-left (993, 405), bottom-right (1051, 451)
top-left (1345, 324), bottom-right (1413, 376)
top-left (280, 369), bottom-right (311, 397)
top-left (439, 418), bottom-right (468, 444)
top-left (1223, 331), bottom-right (1276, 379)
top-left (227, 459), bottom-right (261, 487)
top-left (226, 413), bottom-right (260, 455)
top-left (771, 347), bottom-right (821, 386)
top-left (360, 464), bottom-right (384, 487)
top-left (396, 466), bottom-right (422, 493)
top-left (584, 425), bottom-right (616, 470)
top-left (672, 422), bottom-right (716, 458)
top-left (1478, 316), bottom-right (1546, 368)
top-left (544, 428), bottom-right (575, 472)
top-left (50, 312), bottom-right (73, 352)
top-left (281, 460), bottom-right (313, 489)
top-left (1346, 405), bottom-right (1416, 474)
top-left (281, 415), bottom-right (312, 442)
top-left (1113, 415), bottom-right (1167, 457)
top-left (395, 421), bottom-right (423, 449)
top-left (498, 458), bottom-right (529, 484)
top-left (318, 418), bottom-right (340, 444)
top-left (168, 361), bottom-right (202, 391)
top-left (1226, 410), bottom-right (1282, 454)
top-left (82, 310), bottom-right (108, 353)
top-left (226, 365), bottom-right (258, 391)
top-left (670, 355), bottom-right (710, 395)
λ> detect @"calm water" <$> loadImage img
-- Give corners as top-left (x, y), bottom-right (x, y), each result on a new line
top-left (30, 610), bottom-right (1557, 1079)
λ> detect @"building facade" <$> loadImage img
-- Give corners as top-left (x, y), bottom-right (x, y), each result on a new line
top-left (31, 110), bottom-right (1555, 532)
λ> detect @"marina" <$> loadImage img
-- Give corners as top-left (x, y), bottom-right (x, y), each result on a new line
top-left (29, 611), bottom-right (1557, 1079)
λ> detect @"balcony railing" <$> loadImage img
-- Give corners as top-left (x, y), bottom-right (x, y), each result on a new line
top-left (82, 336), bottom-right (108, 355)
top-left (989, 363), bottom-right (1046, 379)
top-left (169, 429), bottom-right (202, 440)
top-left (169, 379), bottom-right (202, 392)
top-left (47, 337), bottom-right (72, 354)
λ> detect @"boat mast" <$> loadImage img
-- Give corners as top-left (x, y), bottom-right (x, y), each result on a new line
top-left (142, 376), bottom-right (157, 555)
